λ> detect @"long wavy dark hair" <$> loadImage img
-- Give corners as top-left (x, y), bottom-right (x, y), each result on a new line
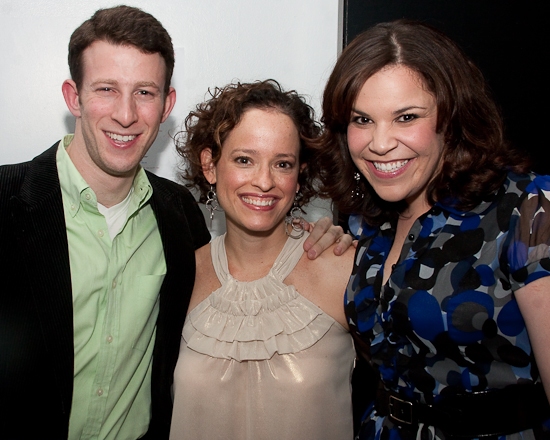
top-left (177, 79), bottom-right (321, 208)
top-left (316, 19), bottom-right (530, 225)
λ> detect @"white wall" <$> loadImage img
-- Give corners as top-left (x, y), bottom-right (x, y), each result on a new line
top-left (0, 0), bottom-right (341, 233)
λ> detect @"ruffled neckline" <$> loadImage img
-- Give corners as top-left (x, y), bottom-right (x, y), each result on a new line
top-left (183, 232), bottom-right (335, 361)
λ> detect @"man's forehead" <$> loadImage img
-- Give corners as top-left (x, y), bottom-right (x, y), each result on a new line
top-left (81, 40), bottom-right (164, 61)
top-left (80, 40), bottom-right (167, 85)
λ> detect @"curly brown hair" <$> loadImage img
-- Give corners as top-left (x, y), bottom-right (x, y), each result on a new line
top-left (316, 19), bottom-right (530, 225)
top-left (177, 79), bottom-right (321, 208)
top-left (68, 5), bottom-right (174, 95)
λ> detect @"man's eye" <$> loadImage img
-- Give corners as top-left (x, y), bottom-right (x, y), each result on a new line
top-left (136, 90), bottom-right (157, 100)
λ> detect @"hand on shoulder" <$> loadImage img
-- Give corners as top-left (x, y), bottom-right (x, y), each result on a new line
top-left (303, 216), bottom-right (356, 259)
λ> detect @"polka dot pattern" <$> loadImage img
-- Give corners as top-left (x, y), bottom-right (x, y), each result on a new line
top-left (347, 173), bottom-right (550, 439)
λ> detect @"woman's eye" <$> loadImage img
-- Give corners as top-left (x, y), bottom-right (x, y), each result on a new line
top-left (235, 157), bottom-right (250, 165)
top-left (398, 114), bottom-right (417, 122)
top-left (351, 115), bottom-right (371, 125)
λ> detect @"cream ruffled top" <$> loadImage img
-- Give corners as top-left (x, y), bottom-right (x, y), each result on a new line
top-left (170, 232), bottom-right (355, 440)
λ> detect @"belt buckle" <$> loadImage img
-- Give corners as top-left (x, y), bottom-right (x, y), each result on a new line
top-left (389, 394), bottom-right (414, 425)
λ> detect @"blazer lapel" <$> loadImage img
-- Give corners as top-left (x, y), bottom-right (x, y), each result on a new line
top-left (13, 144), bottom-right (75, 411)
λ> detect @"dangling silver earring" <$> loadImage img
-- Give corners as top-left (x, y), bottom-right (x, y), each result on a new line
top-left (285, 194), bottom-right (305, 239)
top-left (352, 172), bottom-right (364, 199)
top-left (205, 185), bottom-right (221, 227)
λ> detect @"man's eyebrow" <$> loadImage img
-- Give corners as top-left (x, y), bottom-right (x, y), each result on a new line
top-left (89, 80), bottom-right (161, 90)
top-left (135, 81), bottom-right (162, 90)
top-left (90, 79), bottom-right (117, 87)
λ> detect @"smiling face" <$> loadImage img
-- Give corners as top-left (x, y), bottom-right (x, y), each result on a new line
top-left (62, 40), bottom-right (176, 185)
top-left (347, 65), bottom-right (444, 217)
top-left (202, 108), bottom-right (301, 237)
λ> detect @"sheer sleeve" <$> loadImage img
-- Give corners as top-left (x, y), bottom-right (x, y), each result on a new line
top-left (508, 174), bottom-right (550, 290)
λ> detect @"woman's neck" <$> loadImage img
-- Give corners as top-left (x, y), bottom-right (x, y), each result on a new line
top-left (223, 225), bottom-right (290, 282)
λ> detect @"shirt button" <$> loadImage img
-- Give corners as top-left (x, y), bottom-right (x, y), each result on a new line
top-left (97, 388), bottom-right (104, 396)
top-left (408, 234), bottom-right (415, 241)
top-left (112, 280), bottom-right (117, 289)
top-left (98, 230), bottom-right (104, 237)
top-left (85, 194), bottom-right (91, 200)
top-left (107, 336), bottom-right (113, 343)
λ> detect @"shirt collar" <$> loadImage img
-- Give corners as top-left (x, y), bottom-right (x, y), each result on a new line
top-left (434, 190), bottom-right (500, 218)
top-left (57, 134), bottom-right (153, 218)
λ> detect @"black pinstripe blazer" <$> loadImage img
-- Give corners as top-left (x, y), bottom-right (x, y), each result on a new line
top-left (0, 144), bottom-right (210, 439)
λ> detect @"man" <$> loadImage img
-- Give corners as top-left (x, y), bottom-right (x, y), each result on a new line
top-left (0, 5), bottom-right (350, 439)
top-left (0, 6), bottom-right (206, 439)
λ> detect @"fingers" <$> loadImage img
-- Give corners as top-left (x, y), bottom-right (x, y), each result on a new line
top-left (303, 217), bottom-right (345, 259)
top-left (333, 234), bottom-right (355, 256)
top-left (303, 217), bottom-right (332, 248)
top-left (301, 220), bottom-right (315, 233)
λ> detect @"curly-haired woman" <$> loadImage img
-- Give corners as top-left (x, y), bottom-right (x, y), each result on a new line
top-left (170, 80), bottom-right (356, 440)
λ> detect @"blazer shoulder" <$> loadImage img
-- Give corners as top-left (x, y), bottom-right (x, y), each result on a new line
top-left (147, 171), bottom-right (192, 194)
top-left (0, 161), bottom-right (31, 198)
top-left (1, 143), bottom-right (58, 172)
top-left (146, 171), bottom-right (210, 249)
top-left (0, 144), bottom-right (61, 205)
top-left (146, 171), bottom-right (201, 208)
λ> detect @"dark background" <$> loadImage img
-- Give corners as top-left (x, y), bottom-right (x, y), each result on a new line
top-left (343, 0), bottom-right (548, 174)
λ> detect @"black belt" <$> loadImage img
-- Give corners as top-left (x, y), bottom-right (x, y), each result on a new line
top-left (375, 383), bottom-right (550, 438)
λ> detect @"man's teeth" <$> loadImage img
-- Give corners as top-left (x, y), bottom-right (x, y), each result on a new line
top-left (242, 197), bottom-right (274, 206)
top-left (374, 160), bottom-right (408, 172)
top-left (107, 132), bottom-right (137, 142)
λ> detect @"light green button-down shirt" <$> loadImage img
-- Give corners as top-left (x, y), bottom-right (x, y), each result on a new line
top-left (57, 136), bottom-right (167, 440)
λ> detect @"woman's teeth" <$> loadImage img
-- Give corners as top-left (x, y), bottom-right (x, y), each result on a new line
top-left (242, 197), bottom-right (274, 206)
top-left (373, 160), bottom-right (408, 172)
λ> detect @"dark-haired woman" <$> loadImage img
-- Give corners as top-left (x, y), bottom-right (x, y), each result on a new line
top-left (317, 19), bottom-right (550, 439)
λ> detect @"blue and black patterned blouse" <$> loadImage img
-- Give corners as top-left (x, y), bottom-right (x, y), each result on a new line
top-left (346, 172), bottom-right (550, 440)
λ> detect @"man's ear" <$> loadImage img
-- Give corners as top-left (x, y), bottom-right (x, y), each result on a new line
top-left (62, 79), bottom-right (81, 118)
top-left (161, 87), bottom-right (177, 123)
top-left (200, 148), bottom-right (216, 184)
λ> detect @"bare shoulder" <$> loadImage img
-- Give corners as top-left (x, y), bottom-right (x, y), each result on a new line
top-left (194, 243), bottom-right (212, 272)
top-left (308, 243), bottom-right (355, 274)
top-left (188, 242), bottom-right (219, 313)
top-left (290, 243), bottom-right (354, 284)
top-left (310, 244), bottom-right (355, 295)
top-left (194, 243), bottom-right (216, 284)
top-left (287, 244), bottom-right (354, 329)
